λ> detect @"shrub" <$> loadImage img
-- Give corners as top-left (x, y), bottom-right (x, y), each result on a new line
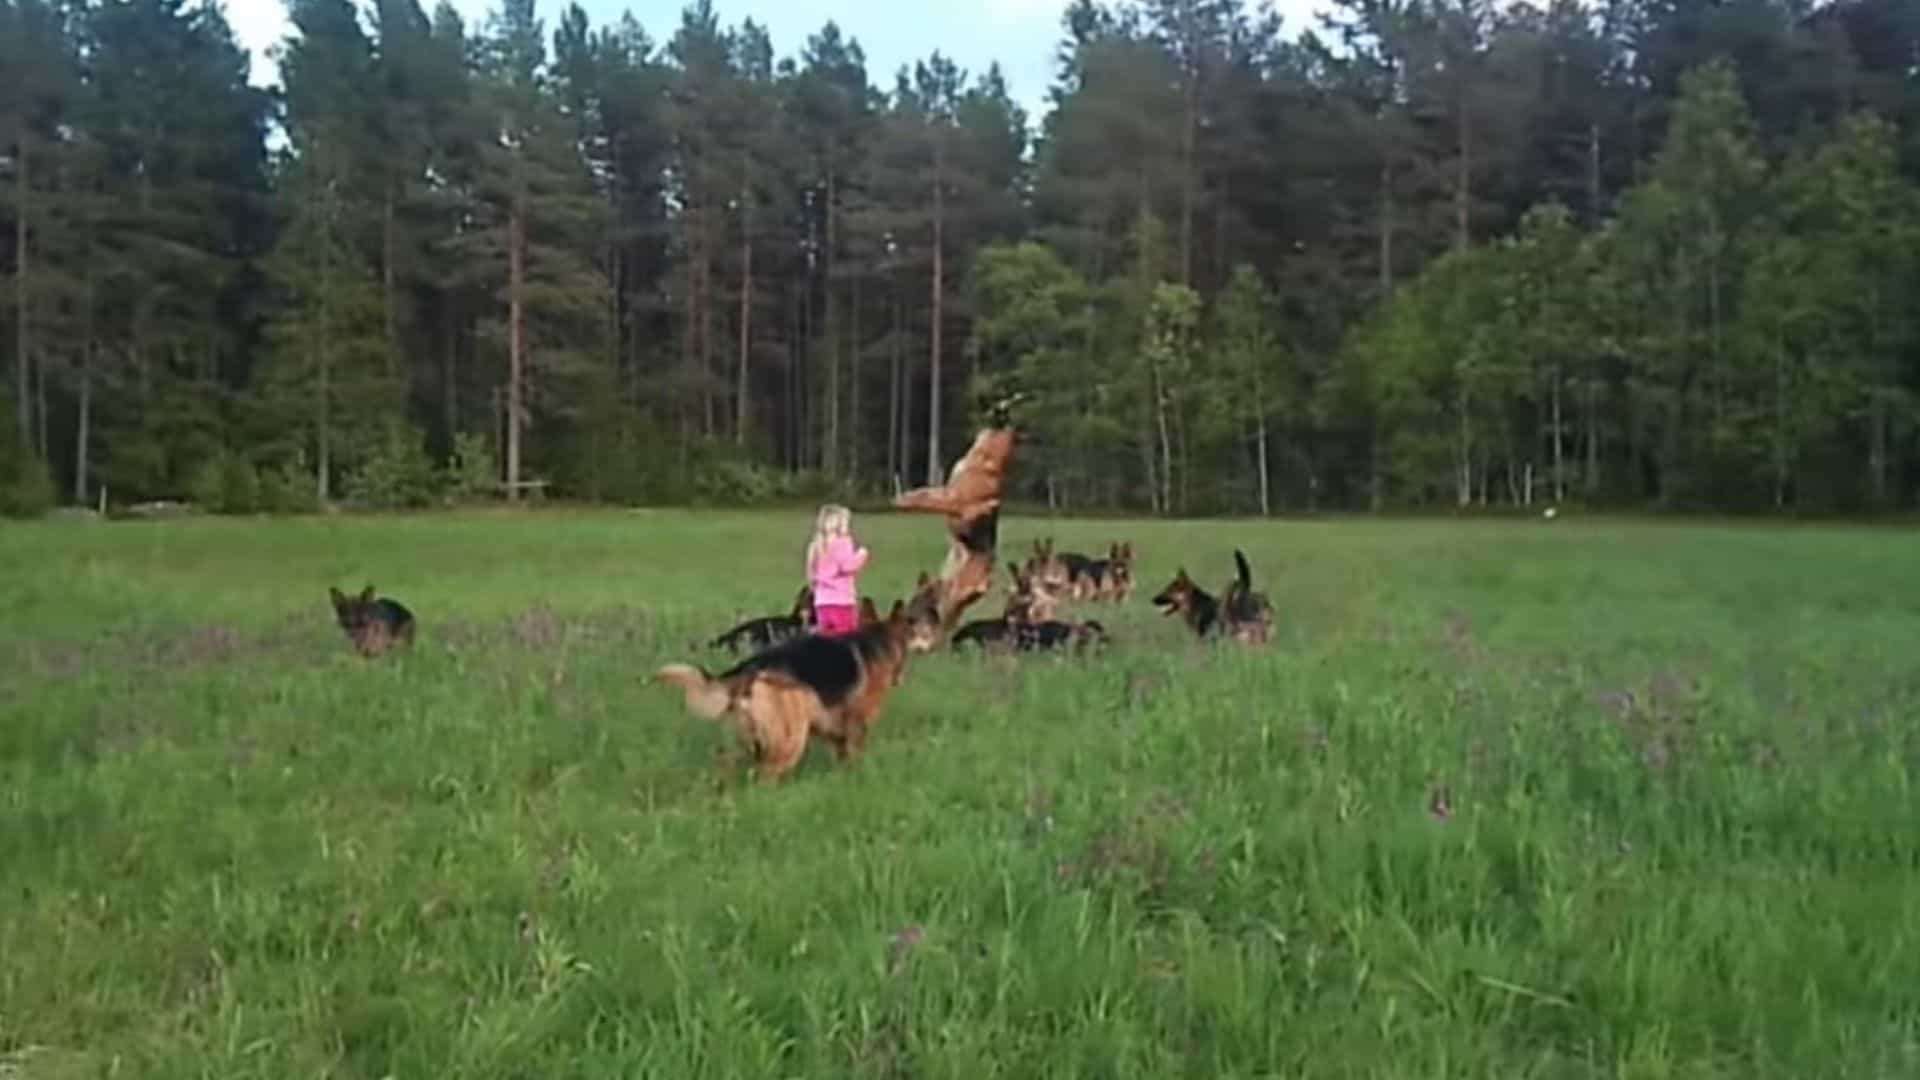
top-left (0, 453), bottom-right (55, 519)
top-left (346, 422), bottom-right (439, 509)
top-left (445, 432), bottom-right (497, 503)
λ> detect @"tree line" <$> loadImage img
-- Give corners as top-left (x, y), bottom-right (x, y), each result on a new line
top-left (2, 0), bottom-right (1918, 517)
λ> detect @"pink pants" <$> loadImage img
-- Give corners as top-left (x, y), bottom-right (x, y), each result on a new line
top-left (815, 604), bottom-right (859, 636)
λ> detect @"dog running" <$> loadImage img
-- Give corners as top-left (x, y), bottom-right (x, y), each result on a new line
top-left (708, 585), bottom-right (817, 653)
top-left (654, 592), bottom-right (939, 782)
top-left (1150, 549), bottom-right (1274, 644)
top-left (328, 584), bottom-right (416, 657)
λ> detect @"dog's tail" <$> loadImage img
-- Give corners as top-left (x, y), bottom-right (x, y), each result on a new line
top-left (1233, 549), bottom-right (1254, 591)
top-left (654, 663), bottom-right (731, 719)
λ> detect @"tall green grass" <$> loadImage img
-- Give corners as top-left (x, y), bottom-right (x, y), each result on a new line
top-left (2, 510), bottom-right (1916, 1077)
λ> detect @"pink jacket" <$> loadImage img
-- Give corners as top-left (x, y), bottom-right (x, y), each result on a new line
top-left (809, 535), bottom-right (869, 607)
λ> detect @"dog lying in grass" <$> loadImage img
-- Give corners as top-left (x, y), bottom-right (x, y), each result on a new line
top-left (655, 591), bottom-right (939, 783)
top-left (1027, 538), bottom-right (1136, 602)
top-left (708, 585), bottom-right (816, 653)
top-left (951, 562), bottom-right (1110, 655)
top-left (1150, 549), bottom-right (1273, 645)
top-left (328, 585), bottom-right (416, 657)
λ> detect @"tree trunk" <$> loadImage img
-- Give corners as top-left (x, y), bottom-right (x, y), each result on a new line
top-left (73, 344), bottom-right (92, 506)
top-left (1154, 365), bottom-right (1173, 515)
top-left (824, 162), bottom-right (840, 478)
top-left (887, 283), bottom-right (902, 484)
top-left (382, 183), bottom-right (397, 376)
top-left (1585, 378), bottom-right (1599, 495)
top-left (1179, 50), bottom-right (1197, 287)
top-left (506, 189), bottom-right (527, 501)
top-left (1378, 157), bottom-right (1395, 295)
top-left (36, 344), bottom-right (49, 463)
top-left (317, 246), bottom-right (332, 504)
top-left (1456, 387), bottom-right (1472, 507)
top-left (735, 191), bottom-right (752, 446)
top-left (849, 269), bottom-right (862, 485)
top-left (701, 208), bottom-right (716, 439)
top-left (1253, 363), bottom-right (1270, 516)
top-left (1551, 364), bottom-right (1564, 502)
top-left (1586, 122), bottom-right (1602, 226)
top-left (926, 132), bottom-right (946, 486)
top-left (681, 194), bottom-right (699, 443)
top-left (1454, 99), bottom-right (1471, 252)
top-left (1772, 335), bottom-right (1787, 508)
top-left (443, 295), bottom-right (459, 447)
top-left (14, 126), bottom-right (32, 453)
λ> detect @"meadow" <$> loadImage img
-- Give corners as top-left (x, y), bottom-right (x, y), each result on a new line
top-left (1, 508), bottom-right (1916, 1077)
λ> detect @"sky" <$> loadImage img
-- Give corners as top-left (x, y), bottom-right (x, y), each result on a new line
top-left (225, 0), bottom-right (1334, 129)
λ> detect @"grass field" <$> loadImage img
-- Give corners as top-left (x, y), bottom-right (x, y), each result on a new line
top-left (2, 509), bottom-right (1917, 1077)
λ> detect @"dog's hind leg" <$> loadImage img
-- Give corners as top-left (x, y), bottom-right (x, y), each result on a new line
top-left (747, 679), bottom-right (816, 782)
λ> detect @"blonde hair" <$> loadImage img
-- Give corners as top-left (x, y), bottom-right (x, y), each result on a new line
top-left (804, 503), bottom-right (853, 575)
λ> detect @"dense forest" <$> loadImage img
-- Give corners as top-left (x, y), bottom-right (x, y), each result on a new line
top-left (2, 0), bottom-right (1918, 517)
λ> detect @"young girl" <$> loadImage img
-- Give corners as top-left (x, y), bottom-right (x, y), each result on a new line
top-left (805, 503), bottom-right (870, 637)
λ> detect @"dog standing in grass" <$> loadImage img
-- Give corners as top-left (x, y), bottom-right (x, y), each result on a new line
top-left (655, 595), bottom-right (935, 783)
top-left (708, 585), bottom-right (817, 653)
top-left (1150, 550), bottom-right (1274, 645)
top-left (329, 585), bottom-right (416, 657)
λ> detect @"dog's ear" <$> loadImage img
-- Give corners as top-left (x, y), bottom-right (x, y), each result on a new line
top-left (858, 597), bottom-right (880, 624)
top-left (329, 586), bottom-right (347, 608)
top-left (360, 585), bottom-right (376, 603)
top-left (916, 570), bottom-right (932, 589)
top-left (887, 598), bottom-right (906, 622)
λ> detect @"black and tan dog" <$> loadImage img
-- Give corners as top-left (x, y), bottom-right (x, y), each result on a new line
top-left (1150, 549), bottom-right (1274, 645)
top-left (328, 585), bottom-right (416, 657)
top-left (1028, 538), bottom-right (1134, 602)
top-left (708, 585), bottom-right (817, 653)
top-left (952, 562), bottom-right (1109, 654)
top-left (1096, 542), bottom-right (1136, 602)
top-left (892, 394), bottom-right (1024, 640)
top-left (654, 594), bottom-right (938, 783)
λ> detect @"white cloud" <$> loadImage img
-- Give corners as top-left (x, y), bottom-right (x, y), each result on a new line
top-left (223, 0), bottom-right (488, 88)
top-left (225, 0), bottom-right (293, 87)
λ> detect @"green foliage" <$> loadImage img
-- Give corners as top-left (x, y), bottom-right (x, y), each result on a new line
top-left (7, 0), bottom-right (1920, 516)
top-left (345, 421), bottom-right (440, 509)
top-left (0, 449), bottom-right (56, 519)
top-left (258, 454), bottom-right (320, 515)
top-left (188, 450), bottom-right (263, 515)
top-left (445, 432), bottom-right (497, 503)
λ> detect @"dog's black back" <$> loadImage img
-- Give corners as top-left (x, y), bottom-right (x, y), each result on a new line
top-left (719, 622), bottom-right (899, 707)
top-left (329, 585), bottom-right (415, 650)
top-left (711, 614), bottom-right (806, 653)
top-left (951, 618), bottom-right (1013, 650)
top-left (372, 597), bottom-right (413, 630)
top-left (1222, 550), bottom-right (1268, 627)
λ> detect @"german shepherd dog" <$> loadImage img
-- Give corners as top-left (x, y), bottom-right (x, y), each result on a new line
top-left (1150, 549), bottom-right (1274, 645)
top-left (1096, 542), bottom-right (1136, 602)
top-left (654, 594), bottom-right (938, 782)
top-left (328, 585), bottom-right (416, 657)
top-left (952, 562), bottom-right (1110, 654)
top-left (709, 585), bottom-right (816, 653)
top-left (892, 394), bottom-right (1023, 638)
top-left (1028, 538), bottom-right (1133, 602)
